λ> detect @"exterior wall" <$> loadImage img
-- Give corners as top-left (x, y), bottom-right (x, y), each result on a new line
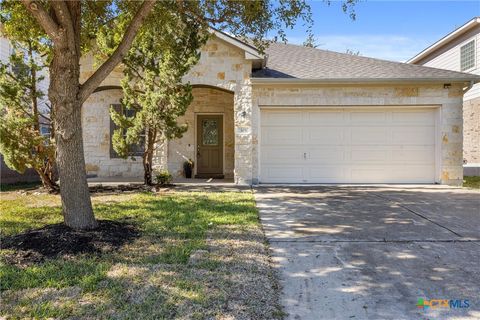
top-left (252, 83), bottom-right (465, 186)
top-left (80, 36), bottom-right (253, 183)
top-left (81, 89), bottom-right (143, 178)
top-left (160, 87), bottom-right (235, 178)
top-left (415, 25), bottom-right (480, 76)
top-left (155, 36), bottom-right (253, 184)
top-left (415, 25), bottom-right (480, 100)
top-left (1, 155), bottom-right (39, 184)
top-left (0, 37), bottom-right (11, 60)
top-left (411, 25), bottom-right (480, 172)
top-left (0, 36), bottom-right (47, 184)
top-left (463, 97), bottom-right (480, 165)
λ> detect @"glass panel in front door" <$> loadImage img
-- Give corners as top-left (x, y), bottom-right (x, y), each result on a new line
top-left (202, 119), bottom-right (218, 145)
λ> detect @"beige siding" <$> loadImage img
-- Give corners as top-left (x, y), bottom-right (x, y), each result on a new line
top-left (418, 25), bottom-right (480, 77)
top-left (412, 25), bottom-right (480, 170)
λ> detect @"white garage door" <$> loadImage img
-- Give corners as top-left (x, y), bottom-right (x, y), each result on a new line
top-left (260, 108), bottom-right (437, 183)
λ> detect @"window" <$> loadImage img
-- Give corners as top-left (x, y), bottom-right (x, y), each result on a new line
top-left (109, 104), bottom-right (145, 158)
top-left (460, 40), bottom-right (475, 71)
top-left (39, 124), bottom-right (51, 137)
top-left (202, 119), bottom-right (219, 145)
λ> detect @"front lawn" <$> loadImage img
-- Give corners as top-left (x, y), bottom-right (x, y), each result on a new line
top-left (0, 189), bottom-right (283, 319)
top-left (463, 176), bottom-right (480, 189)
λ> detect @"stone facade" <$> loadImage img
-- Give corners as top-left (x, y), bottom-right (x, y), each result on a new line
top-left (80, 36), bottom-right (253, 183)
top-left (81, 88), bottom-right (143, 178)
top-left (155, 37), bottom-right (253, 184)
top-left (160, 87), bottom-right (235, 179)
top-left (463, 97), bottom-right (480, 164)
top-left (252, 84), bottom-right (465, 185)
top-left (79, 36), bottom-right (465, 186)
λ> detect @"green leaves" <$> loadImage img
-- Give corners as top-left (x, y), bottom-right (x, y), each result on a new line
top-left (0, 40), bottom-right (55, 180)
top-left (108, 7), bottom-right (207, 164)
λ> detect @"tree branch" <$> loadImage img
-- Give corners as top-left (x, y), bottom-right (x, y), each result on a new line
top-left (21, 0), bottom-right (62, 41)
top-left (78, 0), bottom-right (156, 104)
top-left (50, 1), bottom-right (75, 50)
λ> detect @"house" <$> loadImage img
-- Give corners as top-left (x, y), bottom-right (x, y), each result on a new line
top-left (408, 17), bottom-right (480, 176)
top-left (74, 31), bottom-right (480, 185)
top-left (0, 35), bottom-right (45, 184)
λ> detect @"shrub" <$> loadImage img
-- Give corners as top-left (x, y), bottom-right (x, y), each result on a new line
top-left (154, 171), bottom-right (173, 185)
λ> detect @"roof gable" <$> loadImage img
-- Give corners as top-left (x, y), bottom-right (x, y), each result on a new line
top-left (210, 29), bottom-right (264, 61)
top-left (407, 17), bottom-right (480, 64)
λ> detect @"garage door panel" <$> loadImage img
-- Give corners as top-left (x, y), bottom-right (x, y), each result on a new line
top-left (350, 127), bottom-right (389, 144)
top-left (392, 127), bottom-right (434, 145)
top-left (308, 147), bottom-right (345, 162)
top-left (305, 111), bottom-right (343, 124)
top-left (261, 127), bottom-right (302, 145)
top-left (262, 146), bottom-right (304, 164)
top-left (351, 148), bottom-right (389, 162)
top-left (387, 165), bottom-right (435, 182)
top-left (391, 147), bottom-right (435, 163)
top-left (261, 111), bottom-right (302, 126)
top-left (305, 127), bottom-right (344, 145)
top-left (307, 166), bottom-right (345, 180)
top-left (350, 111), bottom-right (387, 123)
top-left (344, 165), bottom-right (435, 183)
top-left (260, 108), bottom-right (436, 183)
top-left (262, 166), bottom-right (304, 182)
top-left (392, 110), bottom-right (435, 125)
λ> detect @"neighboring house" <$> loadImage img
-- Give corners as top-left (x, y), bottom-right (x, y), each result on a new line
top-left (0, 35), bottom-right (41, 184)
top-left (79, 30), bottom-right (479, 186)
top-left (408, 17), bottom-right (480, 176)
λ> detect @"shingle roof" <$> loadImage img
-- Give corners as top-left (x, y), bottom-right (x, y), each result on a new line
top-left (252, 42), bottom-right (480, 82)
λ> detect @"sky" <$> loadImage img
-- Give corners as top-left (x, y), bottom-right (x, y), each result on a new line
top-left (283, 0), bottom-right (480, 62)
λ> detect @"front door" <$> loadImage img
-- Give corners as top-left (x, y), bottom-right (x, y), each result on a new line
top-left (196, 115), bottom-right (223, 178)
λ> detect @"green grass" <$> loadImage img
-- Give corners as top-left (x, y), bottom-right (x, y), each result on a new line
top-left (0, 190), bottom-right (277, 319)
top-left (463, 176), bottom-right (480, 189)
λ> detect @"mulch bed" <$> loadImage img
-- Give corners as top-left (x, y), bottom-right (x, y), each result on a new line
top-left (1, 220), bottom-right (139, 265)
top-left (10, 184), bottom-right (174, 195)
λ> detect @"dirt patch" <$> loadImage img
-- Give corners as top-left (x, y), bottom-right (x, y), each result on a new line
top-left (1, 220), bottom-right (139, 265)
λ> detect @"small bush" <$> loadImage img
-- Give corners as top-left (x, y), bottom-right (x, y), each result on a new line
top-left (154, 171), bottom-right (173, 185)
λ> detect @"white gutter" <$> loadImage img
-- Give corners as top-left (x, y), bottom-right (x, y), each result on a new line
top-left (251, 77), bottom-right (480, 85)
top-left (407, 17), bottom-right (480, 64)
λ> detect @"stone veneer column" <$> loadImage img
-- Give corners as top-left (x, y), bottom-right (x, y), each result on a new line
top-left (233, 82), bottom-right (253, 185)
top-left (152, 138), bottom-right (168, 172)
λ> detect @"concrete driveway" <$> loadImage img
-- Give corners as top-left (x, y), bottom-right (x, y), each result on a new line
top-left (255, 185), bottom-right (480, 320)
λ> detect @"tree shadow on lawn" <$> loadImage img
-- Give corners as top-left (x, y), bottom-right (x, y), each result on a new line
top-left (0, 191), bottom-right (283, 319)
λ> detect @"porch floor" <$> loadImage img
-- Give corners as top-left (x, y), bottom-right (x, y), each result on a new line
top-left (87, 176), bottom-right (235, 186)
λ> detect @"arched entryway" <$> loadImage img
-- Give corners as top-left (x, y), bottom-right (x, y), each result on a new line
top-left (166, 86), bottom-right (235, 179)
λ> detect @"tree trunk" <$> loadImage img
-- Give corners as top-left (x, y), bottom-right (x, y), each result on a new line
top-left (37, 167), bottom-right (58, 193)
top-left (49, 42), bottom-right (97, 230)
top-left (143, 156), bottom-right (153, 186)
top-left (143, 128), bottom-right (156, 186)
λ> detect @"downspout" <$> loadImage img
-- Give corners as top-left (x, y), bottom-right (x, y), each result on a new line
top-left (463, 80), bottom-right (475, 94)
